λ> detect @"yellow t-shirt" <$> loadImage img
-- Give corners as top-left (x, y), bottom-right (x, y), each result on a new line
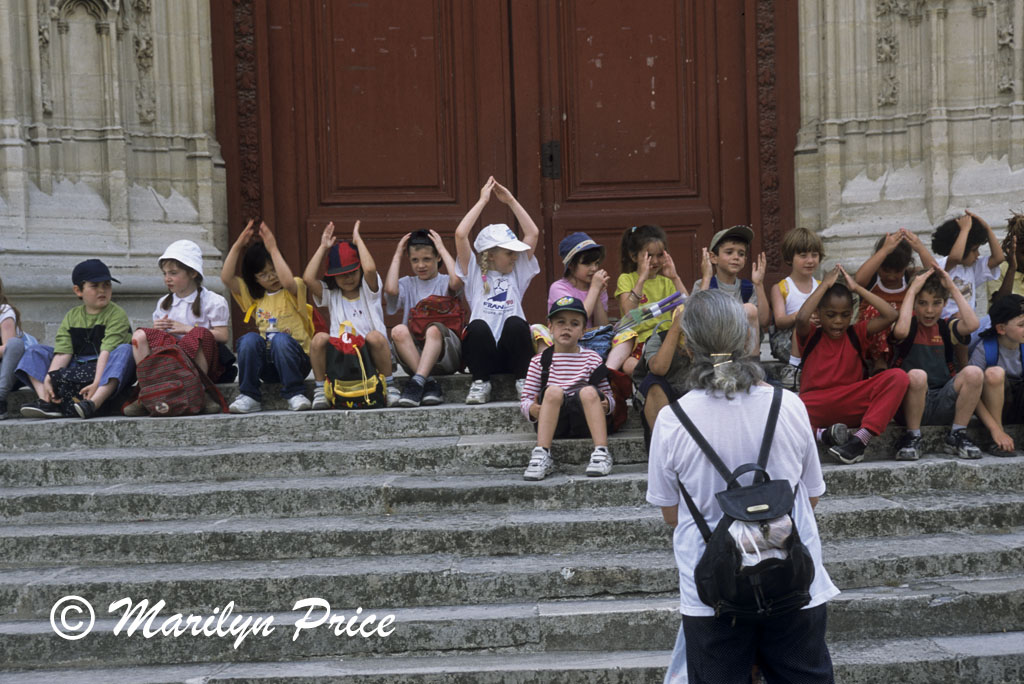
top-left (614, 272), bottom-right (679, 343)
top-left (232, 276), bottom-right (313, 354)
top-left (987, 262), bottom-right (1024, 300)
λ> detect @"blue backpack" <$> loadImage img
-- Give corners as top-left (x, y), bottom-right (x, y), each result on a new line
top-left (709, 275), bottom-right (754, 304)
top-left (982, 335), bottom-right (1024, 368)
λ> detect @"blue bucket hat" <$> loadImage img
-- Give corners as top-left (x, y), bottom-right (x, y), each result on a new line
top-left (558, 232), bottom-right (603, 268)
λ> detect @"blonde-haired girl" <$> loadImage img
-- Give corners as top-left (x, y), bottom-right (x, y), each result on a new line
top-left (454, 177), bottom-right (540, 404)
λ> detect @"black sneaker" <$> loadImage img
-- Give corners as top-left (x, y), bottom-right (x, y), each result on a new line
top-left (945, 429), bottom-right (982, 459)
top-left (820, 423), bottom-right (849, 449)
top-left (0, 399), bottom-right (7, 420)
top-left (895, 432), bottom-right (922, 461)
top-left (398, 381), bottom-right (425, 408)
top-left (421, 379), bottom-right (443, 406)
top-left (74, 399), bottom-right (97, 419)
top-left (20, 399), bottom-right (62, 419)
top-left (828, 437), bottom-right (867, 465)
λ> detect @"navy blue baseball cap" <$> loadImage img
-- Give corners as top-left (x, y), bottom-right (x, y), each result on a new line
top-left (548, 296), bottom-right (588, 319)
top-left (72, 259), bottom-right (120, 285)
top-left (558, 232), bottom-right (603, 267)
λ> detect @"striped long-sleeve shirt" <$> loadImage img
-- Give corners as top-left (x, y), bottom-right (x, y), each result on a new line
top-left (519, 347), bottom-right (615, 422)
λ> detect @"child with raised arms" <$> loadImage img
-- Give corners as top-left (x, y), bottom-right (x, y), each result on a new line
top-left (932, 211), bottom-right (1003, 319)
top-left (455, 177), bottom-right (541, 405)
top-left (305, 220), bottom-right (394, 409)
top-left (385, 229), bottom-right (464, 407)
top-left (607, 224), bottom-right (687, 375)
top-left (695, 224), bottom-right (770, 333)
top-left (124, 239), bottom-right (229, 415)
top-left (221, 220), bottom-right (313, 413)
top-left (795, 265), bottom-right (907, 464)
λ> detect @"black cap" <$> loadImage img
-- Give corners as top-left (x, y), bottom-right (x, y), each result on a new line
top-left (72, 259), bottom-right (120, 285)
top-left (548, 296), bottom-right (588, 319)
top-left (408, 229), bottom-right (434, 248)
top-left (985, 294), bottom-right (1024, 334)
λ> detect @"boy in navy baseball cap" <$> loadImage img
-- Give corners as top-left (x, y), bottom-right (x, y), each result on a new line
top-left (18, 259), bottom-right (134, 419)
top-left (518, 296), bottom-right (616, 481)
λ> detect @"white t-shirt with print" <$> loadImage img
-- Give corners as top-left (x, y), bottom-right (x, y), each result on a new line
top-left (935, 254), bottom-right (1000, 319)
top-left (456, 251), bottom-right (540, 340)
top-left (0, 304), bottom-right (18, 334)
top-left (315, 273), bottom-right (387, 338)
top-left (646, 385), bottom-right (839, 617)
top-left (385, 273), bottom-right (454, 326)
top-left (151, 288), bottom-right (230, 337)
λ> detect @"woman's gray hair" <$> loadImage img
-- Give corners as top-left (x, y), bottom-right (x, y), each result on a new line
top-left (682, 289), bottom-right (764, 397)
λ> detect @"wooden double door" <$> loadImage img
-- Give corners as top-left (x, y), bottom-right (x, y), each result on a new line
top-left (212, 0), bottom-right (797, 322)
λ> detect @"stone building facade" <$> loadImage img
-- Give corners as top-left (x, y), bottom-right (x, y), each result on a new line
top-left (0, 0), bottom-right (1021, 338)
top-left (0, 0), bottom-right (224, 341)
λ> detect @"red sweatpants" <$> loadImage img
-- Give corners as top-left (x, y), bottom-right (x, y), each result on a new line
top-left (800, 368), bottom-right (909, 435)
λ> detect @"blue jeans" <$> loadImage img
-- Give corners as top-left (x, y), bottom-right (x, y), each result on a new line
top-left (15, 342), bottom-right (135, 392)
top-left (0, 333), bottom-right (35, 401)
top-left (236, 332), bottom-right (311, 401)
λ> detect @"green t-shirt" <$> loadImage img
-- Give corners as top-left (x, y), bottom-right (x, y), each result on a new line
top-left (53, 302), bottom-right (132, 357)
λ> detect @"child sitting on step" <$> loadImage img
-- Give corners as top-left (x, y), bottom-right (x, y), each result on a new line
top-left (125, 239), bottom-right (230, 416)
top-left (17, 259), bottom-right (135, 419)
top-left (607, 224), bottom-right (688, 375)
top-left (795, 265), bottom-right (907, 465)
top-left (305, 220), bottom-right (394, 408)
top-left (455, 177), bottom-right (541, 405)
top-left (969, 294), bottom-right (1024, 455)
top-left (694, 224), bottom-right (770, 332)
top-left (0, 275), bottom-right (38, 419)
top-left (519, 297), bottom-right (615, 481)
top-left (221, 220), bottom-right (314, 413)
top-left (853, 229), bottom-right (936, 374)
top-left (385, 229), bottom-right (464, 407)
top-left (768, 227), bottom-right (823, 389)
top-left (891, 269), bottom-right (982, 461)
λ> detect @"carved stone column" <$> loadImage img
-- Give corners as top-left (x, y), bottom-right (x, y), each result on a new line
top-left (796, 0), bottom-right (1023, 267)
top-left (0, 0), bottom-right (226, 340)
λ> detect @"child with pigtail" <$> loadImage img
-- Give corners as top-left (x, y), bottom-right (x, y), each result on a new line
top-left (454, 177), bottom-right (541, 405)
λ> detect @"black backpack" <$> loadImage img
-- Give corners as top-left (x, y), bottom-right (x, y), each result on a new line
top-left (669, 387), bottom-right (815, 621)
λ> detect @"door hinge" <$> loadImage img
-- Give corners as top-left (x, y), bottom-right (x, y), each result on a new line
top-left (541, 140), bottom-right (561, 179)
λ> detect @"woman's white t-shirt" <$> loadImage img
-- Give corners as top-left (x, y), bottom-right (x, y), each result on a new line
top-left (315, 273), bottom-right (387, 338)
top-left (646, 385), bottom-right (840, 616)
top-left (456, 251), bottom-right (540, 339)
top-left (151, 288), bottom-right (230, 336)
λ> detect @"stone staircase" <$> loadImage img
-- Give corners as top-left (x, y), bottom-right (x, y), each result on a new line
top-left (0, 377), bottom-right (1023, 683)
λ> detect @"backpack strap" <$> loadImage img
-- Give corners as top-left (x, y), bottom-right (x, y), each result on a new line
top-left (797, 328), bottom-right (824, 369)
top-left (537, 346), bottom-right (555, 405)
top-left (891, 318), bottom-right (919, 369)
top-left (937, 318), bottom-right (956, 376)
top-left (778, 279), bottom-right (789, 300)
top-left (709, 275), bottom-right (718, 290)
top-left (984, 336), bottom-right (999, 367)
top-left (669, 402), bottom-right (734, 483)
top-left (740, 279), bottom-right (754, 304)
top-left (756, 387), bottom-right (784, 475)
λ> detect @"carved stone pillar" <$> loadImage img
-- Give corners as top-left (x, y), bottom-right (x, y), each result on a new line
top-left (0, 0), bottom-right (226, 340)
top-left (796, 0), bottom-right (1023, 267)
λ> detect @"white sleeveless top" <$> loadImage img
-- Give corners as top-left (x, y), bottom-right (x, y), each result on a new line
top-left (781, 276), bottom-right (820, 315)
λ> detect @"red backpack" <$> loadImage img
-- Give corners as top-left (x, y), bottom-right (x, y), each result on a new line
top-left (408, 294), bottom-right (466, 341)
top-left (136, 346), bottom-right (226, 416)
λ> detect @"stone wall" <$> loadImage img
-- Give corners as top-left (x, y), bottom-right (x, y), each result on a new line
top-left (796, 0), bottom-right (1024, 269)
top-left (0, 0), bottom-right (226, 342)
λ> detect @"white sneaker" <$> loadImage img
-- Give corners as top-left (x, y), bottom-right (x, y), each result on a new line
top-left (465, 379), bottom-right (492, 405)
top-left (524, 446), bottom-right (554, 481)
top-left (288, 394), bottom-right (311, 411)
top-left (228, 394), bottom-right (262, 414)
top-left (515, 378), bottom-right (526, 400)
top-left (586, 446), bottom-right (613, 477)
top-left (386, 384), bottom-right (401, 408)
top-left (311, 386), bottom-right (329, 410)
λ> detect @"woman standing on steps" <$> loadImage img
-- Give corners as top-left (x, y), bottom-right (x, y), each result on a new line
top-left (646, 290), bottom-right (839, 684)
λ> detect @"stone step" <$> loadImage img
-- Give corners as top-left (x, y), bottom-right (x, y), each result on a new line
top-left (0, 402), bottom-right (644, 452)
top-left (2, 575), bottom-right (1023, 669)
top-left (0, 468), bottom-right (657, 525)
top-left (3, 632), bottom-right (1023, 684)
top-left (2, 374), bottom-right (523, 417)
top-left (2, 493), bottom-right (1023, 567)
top-left (5, 457), bottom-right (1024, 525)
top-left (0, 432), bottom-right (651, 487)
top-left (2, 530), bottom-right (1022, 621)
